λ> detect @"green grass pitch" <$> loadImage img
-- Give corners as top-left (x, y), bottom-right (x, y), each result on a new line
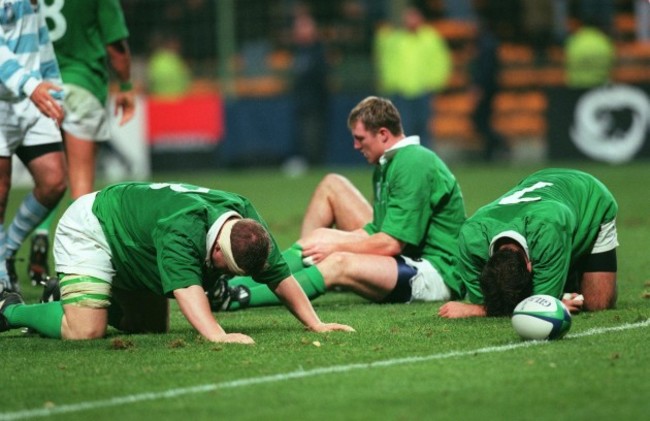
top-left (1, 161), bottom-right (649, 420)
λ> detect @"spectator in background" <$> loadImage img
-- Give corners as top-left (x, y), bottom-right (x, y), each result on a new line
top-left (26, 0), bottom-right (135, 287)
top-left (333, 0), bottom-right (374, 55)
top-left (443, 0), bottom-right (476, 22)
top-left (375, 6), bottom-right (452, 149)
top-left (147, 32), bottom-right (191, 98)
top-left (635, 0), bottom-right (650, 42)
top-left (565, 15), bottom-right (615, 89)
top-left (579, 0), bottom-right (614, 36)
top-left (284, 10), bottom-right (329, 174)
top-left (521, 0), bottom-right (554, 64)
top-left (181, 0), bottom-right (217, 76)
top-left (470, 5), bottom-right (510, 162)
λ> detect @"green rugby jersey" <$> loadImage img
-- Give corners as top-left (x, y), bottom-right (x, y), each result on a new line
top-left (44, 0), bottom-right (129, 104)
top-left (91, 182), bottom-right (290, 296)
top-left (459, 168), bottom-right (618, 304)
top-left (364, 138), bottom-right (467, 298)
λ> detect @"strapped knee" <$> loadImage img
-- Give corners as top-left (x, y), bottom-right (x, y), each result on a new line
top-left (60, 275), bottom-right (111, 308)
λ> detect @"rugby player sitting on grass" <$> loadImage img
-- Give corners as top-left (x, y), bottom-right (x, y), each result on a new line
top-left (0, 182), bottom-right (354, 343)
top-left (208, 96), bottom-right (467, 311)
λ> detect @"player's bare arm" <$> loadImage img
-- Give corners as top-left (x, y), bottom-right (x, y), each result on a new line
top-left (301, 231), bottom-right (403, 264)
top-left (174, 285), bottom-right (254, 344)
top-left (270, 276), bottom-right (355, 332)
top-left (439, 301), bottom-right (487, 318)
top-left (106, 39), bottom-right (135, 125)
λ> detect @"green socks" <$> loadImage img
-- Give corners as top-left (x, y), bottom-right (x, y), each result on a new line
top-left (282, 243), bottom-right (306, 273)
top-left (228, 265), bottom-right (326, 310)
top-left (229, 243), bottom-right (306, 290)
top-left (4, 301), bottom-right (64, 339)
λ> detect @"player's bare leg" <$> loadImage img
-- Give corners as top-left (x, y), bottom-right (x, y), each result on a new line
top-left (300, 227), bottom-right (368, 248)
top-left (61, 306), bottom-right (108, 339)
top-left (64, 132), bottom-right (99, 199)
top-left (580, 271), bottom-right (617, 311)
top-left (301, 174), bottom-right (372, 237)
top-left (317, 251), bottom-right (398, 302)
top-left (24, 151), bottom-right (66, 285)
top-left (25, 151), bottom-right (67, 208)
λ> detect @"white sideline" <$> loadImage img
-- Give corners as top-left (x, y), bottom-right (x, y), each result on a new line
top-left (1, 319), bottom-right (648, 420)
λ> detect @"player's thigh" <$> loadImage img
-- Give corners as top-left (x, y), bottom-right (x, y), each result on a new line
top-left (302, 227), bottom-right (368, 245)
top-left (327, 175), bottom-right (372, 229)
top-left (321, 252), bottom-right (399, 301)
top-left (112, 288), bottom-right (170, 334)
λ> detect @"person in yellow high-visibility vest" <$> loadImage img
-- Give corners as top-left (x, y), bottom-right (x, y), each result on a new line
top-left (375, 6), bottom-right (452, 148)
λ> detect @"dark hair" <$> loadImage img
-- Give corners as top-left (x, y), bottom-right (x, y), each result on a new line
top-left (230, 218), bottom-right (271, 277)
top-left (479, 249), bottom-right (533, 316)
top-left (347, 96), bottom-right (404, 136)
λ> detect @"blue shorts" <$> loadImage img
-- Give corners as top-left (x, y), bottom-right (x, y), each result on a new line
top-left (380, 256), bottom-right (416, 303)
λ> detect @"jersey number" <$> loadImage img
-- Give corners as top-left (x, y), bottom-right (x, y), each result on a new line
top-left (150, 183), bottom-right (210, 194)
top-left (41, 0), bottom-right (67, 42)
top-left (499, 182), bottom-right (553, 205)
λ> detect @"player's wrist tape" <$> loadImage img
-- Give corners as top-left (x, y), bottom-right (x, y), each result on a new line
top-left (119, 81), bottom-right (133, 92)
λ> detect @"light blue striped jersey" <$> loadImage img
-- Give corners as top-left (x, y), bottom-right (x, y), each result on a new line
top-left (0, 0), bottom-right (61, 101)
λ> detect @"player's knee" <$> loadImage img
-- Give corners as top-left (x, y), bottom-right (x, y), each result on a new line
top-left (34, 176), bottom-right (67, 205)
top-left (319, 251), bottom-right (354, 288)
top-left (320, 173), bottom-right (350, 195)
top-left (64, 323), bottom-right (107, 340)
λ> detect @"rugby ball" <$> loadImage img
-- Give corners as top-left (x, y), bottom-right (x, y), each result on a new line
top-left (511, 294), bottom-right (571, 340)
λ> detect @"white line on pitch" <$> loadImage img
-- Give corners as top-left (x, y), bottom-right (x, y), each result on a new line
top-left (1, 319), bottom-right (648, 421)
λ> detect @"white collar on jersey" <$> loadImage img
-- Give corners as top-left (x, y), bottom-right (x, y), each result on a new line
top-left (379, 135), bottom-right (420, 166)
top-left (489, 230), bottom-right (530, 259)
top-left (206, 210), bottom-right (242, 260)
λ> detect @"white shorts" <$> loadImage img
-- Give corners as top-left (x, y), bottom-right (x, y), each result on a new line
top-left (0, 98), bottom-right (62, 157)
top-left (591, 219), bottom-right (619, 254)
top-left (401, 255), bottom-right (451, 302)
top-left (61, 84), bottom-right (110, 141)
top-left (53, 192), bottom-right (115, 283)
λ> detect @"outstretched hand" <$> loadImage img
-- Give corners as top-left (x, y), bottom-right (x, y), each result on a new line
top-left (308, 322), bottom-right (356, 333)
top-left (438, 301), bottom-right (487, 318)
top-left (214, 332), bottom-right (255, 344)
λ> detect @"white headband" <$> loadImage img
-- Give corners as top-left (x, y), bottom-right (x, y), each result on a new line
top-left (217, 218), bottom-right (246, 275)
top-left (489, 230), bottom-right (530, 259)
top-left (206, 211), bottom-right (246, 274)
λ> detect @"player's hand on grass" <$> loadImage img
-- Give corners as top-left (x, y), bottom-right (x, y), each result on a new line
top-left (438, 302), bottom-right (487, 318)
top-left (214, 332), bottom-right (255, 344)
top-left (309, 322), bottom-right (356, 333)
top-left (30, 81), bottom-right (64, 125)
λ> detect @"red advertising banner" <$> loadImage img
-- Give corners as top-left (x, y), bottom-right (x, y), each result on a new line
top-left (146, 94), bottom-right (224, 148)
